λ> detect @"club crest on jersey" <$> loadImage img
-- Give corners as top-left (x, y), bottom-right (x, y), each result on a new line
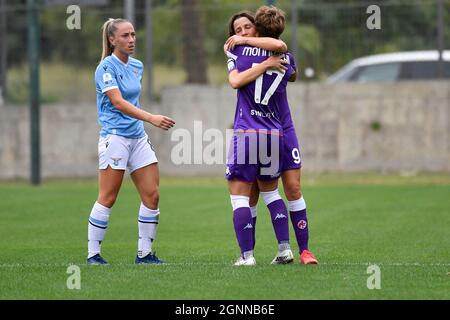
top-left (110, 157), bottom-right (122, 166)
top-left (297, 220), bottom-right (307, 230)
top-left (225, 166), bottom-right (231, 175)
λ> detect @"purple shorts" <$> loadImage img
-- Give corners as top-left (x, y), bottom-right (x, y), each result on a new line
top-left (280, 126), bottom-right (302, 172)
top-left (225, 128), bottom-right (301, 182)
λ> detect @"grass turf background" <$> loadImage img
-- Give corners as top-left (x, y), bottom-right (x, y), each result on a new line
top-left (0, 175), bottom-right (449, 299)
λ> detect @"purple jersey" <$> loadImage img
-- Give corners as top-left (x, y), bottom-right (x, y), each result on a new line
top-left (279, 52), bottom-right (297, 131)
top-left (227, 45), bottom-right (295, 134)
top-left (225, 46), bottom-right (302, 182)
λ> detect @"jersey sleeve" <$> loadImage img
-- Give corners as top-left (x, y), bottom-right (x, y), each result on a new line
top-left (226, 49), bottom-right (239, 73)
top-left (286, 52), bottom-right (298, 73)
top-left (95, 62), bottom-right (119, 93)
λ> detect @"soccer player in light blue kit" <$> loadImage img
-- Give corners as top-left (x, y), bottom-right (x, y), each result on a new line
top-left (87, 18), bottom-right (175, 265)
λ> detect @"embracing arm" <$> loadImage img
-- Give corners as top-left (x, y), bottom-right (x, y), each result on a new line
top-left (105, 89), bottom-right (175, 130)
top-left (224, 35), bottom-right (287, 53)
top-left (228, 55), bottom-right (288, 89)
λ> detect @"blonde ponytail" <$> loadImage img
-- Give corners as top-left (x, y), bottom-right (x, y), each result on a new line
top-left (100, 18), bottom-right (129, 61)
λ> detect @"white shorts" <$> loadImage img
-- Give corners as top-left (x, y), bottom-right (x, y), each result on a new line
top-left (98, 133), bottom-right (158, 173)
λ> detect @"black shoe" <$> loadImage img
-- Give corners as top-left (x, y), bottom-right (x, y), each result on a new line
top-left (87, 254), bottom-right (108, 265)
top-left (135, 252), bottom-right (164, 264)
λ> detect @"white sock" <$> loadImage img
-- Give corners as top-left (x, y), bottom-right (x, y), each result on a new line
top-left (138, 203), bottom-right (160, 258)
top-left (250, 206), bottom-right (257, 218)
top-left (243, 250), bottom-right (254, 259)
top-left (88, 201), bottom-right (111, 258)
top-left (230, 195), bottom-right (250, 211)
top-left (288, 197), bottom-right (306, 212)
top-left (278, 241), bottom-right (291, 253)
top-left (260, 189), bottom-right (282, 205)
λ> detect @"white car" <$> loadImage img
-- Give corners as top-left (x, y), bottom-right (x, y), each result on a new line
top-left (327, 50), bottom-right (450, 83)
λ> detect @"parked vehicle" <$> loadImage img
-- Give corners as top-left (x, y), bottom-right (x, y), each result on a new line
top-left (327, 50), bottom-right (450, 83)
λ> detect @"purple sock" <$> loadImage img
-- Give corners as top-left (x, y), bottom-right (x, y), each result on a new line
top-left (267, 199), bottom-right (290, 243)
top-left (252, 216), bottom-right (257, 250)
top-left (250, 205), bottom-right (257, 250)
top-left (233, 207), bottom-right (254, 255)
top-left (290, 209), bottom-right (309, 253)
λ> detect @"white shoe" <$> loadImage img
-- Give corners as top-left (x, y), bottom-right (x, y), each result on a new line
top-left (233, 256), bottom-right (256, 266)
top-left (271, 249), bottom-right (294, 264)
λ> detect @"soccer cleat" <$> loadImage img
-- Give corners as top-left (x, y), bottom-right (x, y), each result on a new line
top-left (233, 256), bottom-right (256, 266)
top-left (135, 252), bottom-right (164, 265)
top-left (271, 249), bottom-right (294, 265)
top-left (87, 254), bottom-right (108, 265)
top-left (300, 250), bottom-right (318, 265)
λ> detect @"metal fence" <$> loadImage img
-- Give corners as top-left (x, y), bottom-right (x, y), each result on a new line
top-left (0, 0), bottom-right (448, 105)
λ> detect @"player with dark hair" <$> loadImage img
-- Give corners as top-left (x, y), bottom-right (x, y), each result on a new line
top-left (225, 6), bottom-right (318, 265)
top-left (225, 9), bottom-right (291, 266)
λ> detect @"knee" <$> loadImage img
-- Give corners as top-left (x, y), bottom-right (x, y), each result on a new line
top-left (284, 183), bottom-right (302, 201)
top-left (97, 194), bottom-right (117, 208)
top-left (142, 188), bottom-right (160, 209)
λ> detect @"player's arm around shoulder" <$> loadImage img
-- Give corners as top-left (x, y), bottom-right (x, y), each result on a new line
top-left (224, 35), bottom-right (287, 53)
top-left (227, 55), bottom-right (288, 89)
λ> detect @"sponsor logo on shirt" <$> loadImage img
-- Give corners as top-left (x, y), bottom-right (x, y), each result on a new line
top-left (251, 109), bottom-right (275, 118)
top-left (242, 47), bottom-right (275, 57)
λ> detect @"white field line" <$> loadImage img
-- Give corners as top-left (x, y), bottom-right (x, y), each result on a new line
top-left (0, 261), bottom-right (448, 268)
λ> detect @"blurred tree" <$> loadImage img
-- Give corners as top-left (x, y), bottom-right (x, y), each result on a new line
top-left (3, 0), bottom-right (450, 82)
top-left (180, 0), bottom-right (207, 83)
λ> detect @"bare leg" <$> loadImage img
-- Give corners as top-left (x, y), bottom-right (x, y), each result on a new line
top-left (281, 168), bottom-right (302, 201)
top-left (131, 163), bottom-right (161, 260)
top-left (97, 166), bottom-right (125, 208)
top-left (130, 163), bottom-right (160, 209)
top-left (87, 166), bottom-right (125, 262)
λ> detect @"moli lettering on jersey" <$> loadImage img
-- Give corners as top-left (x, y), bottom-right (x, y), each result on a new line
top-left (251, 109), bottom-right (275, 118)
top-left (242, 47), bottom-right (275, 57)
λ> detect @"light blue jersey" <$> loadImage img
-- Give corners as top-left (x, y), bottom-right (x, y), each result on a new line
top-left (95, 53), bottom-right (145, 138)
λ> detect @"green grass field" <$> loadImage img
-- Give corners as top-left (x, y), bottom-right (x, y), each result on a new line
top-left (0, 175), bottom-right (449, 300)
